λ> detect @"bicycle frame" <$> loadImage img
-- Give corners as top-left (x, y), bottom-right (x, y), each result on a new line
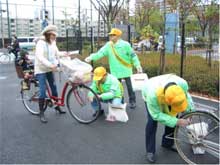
top-left (46, 80), bottom-right (85, 107)
top-left (46, 81), bottom-right (70, 107)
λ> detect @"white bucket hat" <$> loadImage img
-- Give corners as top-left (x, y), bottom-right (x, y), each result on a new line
top-left (41, 25), bottom-right (58, 36)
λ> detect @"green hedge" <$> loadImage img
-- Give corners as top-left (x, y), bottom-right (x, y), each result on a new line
top-left (79, 52), bottom-right (219, 97)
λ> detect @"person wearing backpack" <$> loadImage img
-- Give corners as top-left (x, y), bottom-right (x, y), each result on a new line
top-left (85, 28), bottom-right (142, 109)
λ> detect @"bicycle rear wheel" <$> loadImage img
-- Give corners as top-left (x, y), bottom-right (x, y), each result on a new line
top-left (174, 111), bottom-right (219, 164)
top-left (0, 54), bottom-right (10, 64)
top-left (66, 84), bottom-right (101, 124)
top-left (21, 80), bottom-right (47, 115)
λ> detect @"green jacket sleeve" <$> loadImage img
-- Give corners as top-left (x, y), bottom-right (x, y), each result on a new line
top-left (147, 98), bottom-right (178, 128)
top-left (100, 91), bottom-right (114, 100)
top-left (88, 81), bottom-right (99, 97)
top-left (90, 43), bottom-right (109, 61)
top-left (126, 42), bottom-right (141, 68)
top-left (185, 93), bottom-right (195, 112)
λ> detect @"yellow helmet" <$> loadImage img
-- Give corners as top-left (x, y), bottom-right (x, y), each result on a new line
top-left (93, 67), bottom-right (107, 81)
top-left (164, 85), bottom-right (188, 116)
top-left (108, 28), bottom-right (122, 36)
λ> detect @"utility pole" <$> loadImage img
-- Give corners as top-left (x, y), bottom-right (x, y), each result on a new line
top-left (180, 1), bottom-right (185, 77)
top-left (159, 0), bottom-right (166, 75)
top-left (90, 1), bottom-right (93, 53)
top-left (78, 0), bottom-right (81, 29)
top-left (15, 3), bottom-right (18, 35)
top-left (52, 0), bottom-right (54, 24)
top-left (0, 0), bottom-right (5, 48)
top-left (85, 9), bottom-right (88, 38)
top-left (6, 0), bottom-right (10, 38)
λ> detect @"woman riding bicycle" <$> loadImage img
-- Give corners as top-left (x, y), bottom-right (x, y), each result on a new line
top-left (34, 25), bottom-right (66, 123)
top-left (141, 74), bottom-right (195, 163)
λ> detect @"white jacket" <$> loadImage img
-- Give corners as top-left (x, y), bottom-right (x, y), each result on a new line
top-left (34, 39), bottom-right (62, 74)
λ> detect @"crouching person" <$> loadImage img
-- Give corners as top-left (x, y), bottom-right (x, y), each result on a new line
top-left (88, 66), bottom-right (123, 116)
top-left (142, 74), bottom-right (194, 163)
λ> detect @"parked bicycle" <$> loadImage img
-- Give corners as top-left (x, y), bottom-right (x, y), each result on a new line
top-left (19, 57), bottom-right (102, 124)
top-left (0, 46), bottom-right (15, 64)
top-left (167, 108), bottom-right (219, 164)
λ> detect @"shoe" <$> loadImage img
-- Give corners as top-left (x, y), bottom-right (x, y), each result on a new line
top-left (93, 109), bottom-right (104, 117)
top-left (161, 145), bottom-right (177, 153)
top-left (39, 112), bottom-right (48, 123)
top-left (146, 152), bottom-right (155, 163)
top-left (129, 102), bottom-right (136, 109)
top-left (54, 106), bottom-right (66, 114)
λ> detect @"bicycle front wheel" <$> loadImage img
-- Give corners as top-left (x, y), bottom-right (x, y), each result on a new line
top-left (66, 84), bottom-right (101, 124)
top-left (21, 80), bottom-right (47, 115)
top-left (174, 111), bottom-right (219, 164)
top-left (0, 54), bottom-right (10, 64)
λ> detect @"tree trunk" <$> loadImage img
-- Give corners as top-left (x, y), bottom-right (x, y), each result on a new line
top-left (207, 23), bottom-right (213, 67)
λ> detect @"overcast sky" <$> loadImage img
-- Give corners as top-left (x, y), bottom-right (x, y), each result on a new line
top-left (1, 0), bottom-right (135, 21)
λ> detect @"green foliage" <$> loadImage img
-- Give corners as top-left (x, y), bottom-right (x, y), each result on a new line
top-left (140, 25), bottom-right (159, 40)
top-left (139, 53), bottom-right (219, 97)
top-left (80, 51), bottom-right (219, 97)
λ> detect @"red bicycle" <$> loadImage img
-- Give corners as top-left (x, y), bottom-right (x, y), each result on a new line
top-left (20, 58), bottom-right (102, 124)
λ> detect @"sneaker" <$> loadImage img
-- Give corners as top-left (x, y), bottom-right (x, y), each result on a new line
top-left (146, 152), bottom-right (156, 163)
top-left (129, 102), bottom-right (136, 109)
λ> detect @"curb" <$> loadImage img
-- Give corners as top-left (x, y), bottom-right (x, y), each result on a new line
top-left (191, 94), bottom-right (220, 103)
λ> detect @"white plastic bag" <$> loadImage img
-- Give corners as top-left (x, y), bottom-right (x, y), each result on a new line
top-left (131, 73), bottom-right (148, 91)
top-left (60, 58), bottom-right (92, 83)
top-left (106, 103), bottom-right (128, 122)
top-left (186, 122), bottom-right (208, 154)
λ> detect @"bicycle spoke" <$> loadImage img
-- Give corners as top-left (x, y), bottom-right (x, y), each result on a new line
top-left (204, 125), bottom-right (219, 139)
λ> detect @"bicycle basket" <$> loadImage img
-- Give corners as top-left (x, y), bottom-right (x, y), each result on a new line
top-left (60, 58), bottom-right (92, 83)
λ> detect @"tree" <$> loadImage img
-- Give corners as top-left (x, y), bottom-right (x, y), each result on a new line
top-left (134, 0), bottom-right (156, 32)
top-left (191, 0), bottom-right (219, 37)
top-left (90, 0), bottom-right (125, 32)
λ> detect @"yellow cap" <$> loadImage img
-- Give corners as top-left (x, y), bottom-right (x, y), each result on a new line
top-left (108, 28), bottom-right (122, 36)
top-left (165, 85), bottom-right (188, 116)
top-left (93, 67), bottom-right (107, 81)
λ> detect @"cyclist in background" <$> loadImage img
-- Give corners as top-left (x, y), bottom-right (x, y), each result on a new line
top-left (142, 74), bottom-right (194, 163)
top-left (88, 66), bottom-right (123, 116)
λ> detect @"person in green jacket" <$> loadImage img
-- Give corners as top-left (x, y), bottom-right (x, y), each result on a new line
top-left (141, 74), bottom-right (194, 163)
top-left (88, 66), bottom-right (123, 115)
top-left (85, 28), bottom-right (142, 109)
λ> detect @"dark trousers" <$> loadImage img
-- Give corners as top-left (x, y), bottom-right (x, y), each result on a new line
top-left (36, 72), bottom-right (58, 99)
top-left (145, 102), bottom-right (175, 154)
top-left (119, 77), bottom-right (136, 103)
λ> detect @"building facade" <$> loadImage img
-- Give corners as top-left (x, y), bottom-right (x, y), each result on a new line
top-left (0, 17), bottom-right (108, 39)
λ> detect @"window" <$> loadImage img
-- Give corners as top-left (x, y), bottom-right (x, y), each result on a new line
top-left (29, 19), bottom-right (33, 23)
top-left (10, 19), bottom-right (15, 23)
top-left (18, 38), bottom-right (28, 42)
